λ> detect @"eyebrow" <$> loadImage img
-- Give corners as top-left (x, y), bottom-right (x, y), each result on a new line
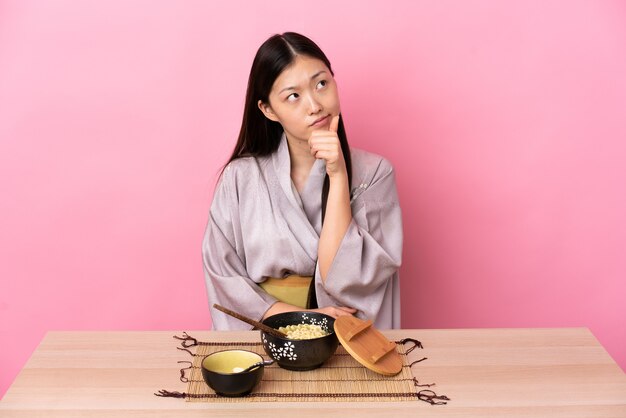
top-left (278, 70), bottom-right (327, 95)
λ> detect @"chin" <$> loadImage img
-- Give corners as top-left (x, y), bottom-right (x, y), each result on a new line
top-left (284, 131), bottom-right (309, 143)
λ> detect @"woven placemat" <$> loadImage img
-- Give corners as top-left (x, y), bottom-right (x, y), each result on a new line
top-left (156, 333), bottom-right (450, 404)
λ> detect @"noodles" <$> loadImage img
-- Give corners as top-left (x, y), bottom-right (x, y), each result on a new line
top-left (278, 324), bottom-right (329, 340)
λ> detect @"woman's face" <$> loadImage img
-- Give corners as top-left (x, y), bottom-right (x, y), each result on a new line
top-left (258, 55), bottom-right (341, 142)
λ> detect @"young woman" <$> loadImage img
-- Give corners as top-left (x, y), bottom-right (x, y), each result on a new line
top-left (203, 32), bottom-right (402, 330)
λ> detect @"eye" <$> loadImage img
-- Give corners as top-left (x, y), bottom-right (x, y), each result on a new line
top-left (316, 80), bottom-right (327, 89)
top-left (286, 93), bottom-right (299, 102)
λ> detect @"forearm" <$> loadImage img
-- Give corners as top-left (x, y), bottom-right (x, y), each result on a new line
top-left (318, 174), bottom-right (352, 282)
top-left (262, 302), bottom-right (357, 320)
top-left (262, 302), bottom-right (305, 319)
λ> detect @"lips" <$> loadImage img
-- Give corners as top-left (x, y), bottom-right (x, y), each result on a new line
top-left (310, 115), bottom-right (329, 127)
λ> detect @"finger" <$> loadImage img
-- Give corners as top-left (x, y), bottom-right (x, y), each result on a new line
top-left (311, 150), bottom-right (337, 161)
top-left (336, 306), bottom-right (357, 313)
top-left (329, 114), bottom-right (340, 133)
top-left (309, 141), bottom-right (339, 155)
top-left (309, 138), bottom-right (341, 150)
top-left (309, 141), bottom-right (339, 152)
top-left (310, 143), bottom-right (340, 154)
top-left (309, 131), bottom-right (334, 138)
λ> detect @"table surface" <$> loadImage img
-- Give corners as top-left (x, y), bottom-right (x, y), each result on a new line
top-left (1, 328), bottom-right (625, 417)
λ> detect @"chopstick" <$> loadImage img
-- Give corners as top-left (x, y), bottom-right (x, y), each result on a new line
top-left (212, 304), bottom-right (288, 338)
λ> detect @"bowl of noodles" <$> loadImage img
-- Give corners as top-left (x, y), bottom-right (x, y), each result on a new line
top-left (260, 311), bottom-right (338, 371)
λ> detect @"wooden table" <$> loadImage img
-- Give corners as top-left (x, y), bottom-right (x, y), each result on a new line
top-left (1, 328), bottom-right (625, 417)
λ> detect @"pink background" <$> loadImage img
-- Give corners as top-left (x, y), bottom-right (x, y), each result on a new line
top-left (1, 0), bottom-right (625, 399)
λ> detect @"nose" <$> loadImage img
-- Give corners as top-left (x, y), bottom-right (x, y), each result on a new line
top-left (306, 93), bottom-right (322, 115)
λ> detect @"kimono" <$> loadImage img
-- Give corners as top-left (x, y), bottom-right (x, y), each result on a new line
top-left (202, 134), bottom-right (403, 330)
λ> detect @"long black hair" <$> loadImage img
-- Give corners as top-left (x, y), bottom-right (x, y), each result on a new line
top-left (227, 32), bottom-right (352, 219)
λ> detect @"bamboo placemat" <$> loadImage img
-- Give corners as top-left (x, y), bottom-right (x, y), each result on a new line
top-left (156, 333), bottom-right (450, 404)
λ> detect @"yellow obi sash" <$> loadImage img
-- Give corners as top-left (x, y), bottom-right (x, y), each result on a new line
top-left (259, 275), bottom-right (315, 309)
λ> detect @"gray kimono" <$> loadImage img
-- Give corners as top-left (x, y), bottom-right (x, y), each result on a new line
top-left (203, 134), bottom-right (403, 330)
